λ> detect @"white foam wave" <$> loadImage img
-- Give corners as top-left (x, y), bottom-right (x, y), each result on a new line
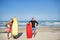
top-left (41, 22), bottom-right (60, 26)
top-left (18, 23), bottom-right (26, 25)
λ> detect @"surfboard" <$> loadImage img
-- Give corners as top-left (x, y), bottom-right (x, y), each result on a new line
top-left (26, 22), bottom-right (32, 38)
top-left (12, 17), bottom-right (18, 38)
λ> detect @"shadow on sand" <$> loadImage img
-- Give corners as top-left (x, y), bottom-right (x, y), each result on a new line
top-left (0, 32), bottom-right (23, 39)
top-left (13, 32), bottom-right (23, 39)
top-left (17, 32), bottom-right (23, 38)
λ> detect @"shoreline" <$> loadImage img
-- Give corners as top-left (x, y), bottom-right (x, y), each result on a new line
top-left (0, 27), bottom-right (60, 33)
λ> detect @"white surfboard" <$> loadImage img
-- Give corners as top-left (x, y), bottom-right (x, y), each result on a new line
top-left (12, 17), bottom-right (18, 36)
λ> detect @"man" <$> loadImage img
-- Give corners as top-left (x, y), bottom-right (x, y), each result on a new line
top-left (29, 17), bottom-right (38, 37)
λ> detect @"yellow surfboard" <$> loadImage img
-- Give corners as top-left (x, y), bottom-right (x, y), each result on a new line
top-left (12, 17), bottom-right (18, 37)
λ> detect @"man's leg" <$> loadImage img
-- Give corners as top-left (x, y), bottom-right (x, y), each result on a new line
top-left (33, 28), bottom-right (36, 37)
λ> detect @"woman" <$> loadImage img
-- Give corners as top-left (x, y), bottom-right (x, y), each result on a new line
top-left (6, 18), bottom-right (13, 39)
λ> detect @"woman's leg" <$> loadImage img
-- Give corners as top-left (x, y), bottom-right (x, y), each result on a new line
top-left (11, 32), bottom-right (12, 37)
top-left (7, 33), bottom-right (9, 39)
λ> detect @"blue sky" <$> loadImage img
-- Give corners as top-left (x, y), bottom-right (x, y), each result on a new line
top-left (0, 0), bottom-right (60, 21)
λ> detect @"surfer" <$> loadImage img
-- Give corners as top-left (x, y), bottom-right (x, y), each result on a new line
top-left (29, 17), bottom-right (38, 37)
top-left (6, 18), bottom-right (13, 39)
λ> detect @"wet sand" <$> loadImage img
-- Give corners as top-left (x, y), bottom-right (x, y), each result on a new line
top-left (0, 27), bottom-right (60, 40)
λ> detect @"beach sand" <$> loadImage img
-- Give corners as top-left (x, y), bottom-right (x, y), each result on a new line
top-left (0, 27), bottom-right (60, 40)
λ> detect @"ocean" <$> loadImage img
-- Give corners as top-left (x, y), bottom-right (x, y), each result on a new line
top-left (0, 20), bottom-right (60, 28)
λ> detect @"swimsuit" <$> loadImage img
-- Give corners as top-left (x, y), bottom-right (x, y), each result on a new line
top-left (7, 27), bottom-right (12, 33)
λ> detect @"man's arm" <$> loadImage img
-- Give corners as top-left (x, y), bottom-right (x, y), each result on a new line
top-left (36, 21), bottom-right (38, 26)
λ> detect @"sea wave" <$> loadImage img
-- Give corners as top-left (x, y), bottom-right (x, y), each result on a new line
top-left (0, 21), bottom-right (60, 28)
top-left (41, 22), bottom-right (60, 26)
top-left (18, 22), bottom-right (26, 26)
